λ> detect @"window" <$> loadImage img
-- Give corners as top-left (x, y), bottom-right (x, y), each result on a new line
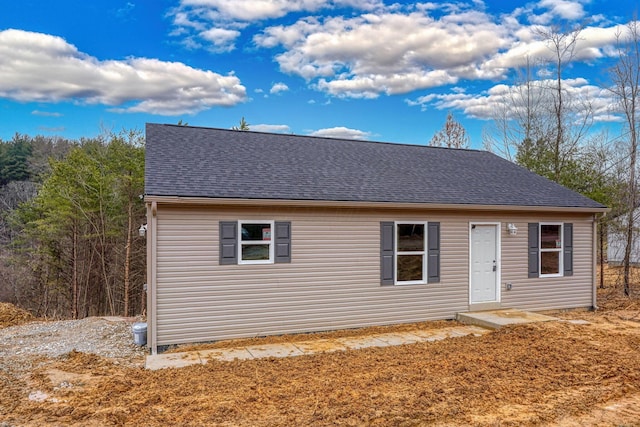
top-left (219, 221), bottom-right (291, 265)
top-left (540, 223), bottom-right (562, 276)
top-left (380, 221), bottom-right (440, 286)
top-left (528, 222), bottom-right (573, 278)
top-left (239, 221), bottom-right (274, 264)
top-left (396, 223), bottom-right (427, 284)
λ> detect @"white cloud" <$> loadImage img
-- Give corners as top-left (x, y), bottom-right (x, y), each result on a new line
top-left (315, 70), bottom-right (458, 98)
top-left (270, 82), bottom-right (289, 94)
top-left (308, 126), bottom-right (372, 139)
top-left (521, 0), bottom-right (588, 25)
top-left (538, 0), bottom-right (586, 20)
top-left (253, 17), bottom-right (323, 49)
top-left (0, 29), bottom-right (246, 115)
top-left (335, 0), bottom-right (383, 10)
top-left (179, 0), bottom-right (327, 21)
top-left (176, 0), bottom-right (382, 22)
top-left (171, 11), bottom-right (206, 32)
top-left (257, 8), bottom-right (511, 97)
top-left (250, 124), bottom-right (291, 133)
top-left (406, 78), bottom-right (618, 124)
top-left (170, 0), bottom-right (383, 52)
top-left (200, 27), bottom-right (241, 52)
top-left (480, 24), bottom-right (624, 72)
top-left (32, 110), bottom-right (63, 117)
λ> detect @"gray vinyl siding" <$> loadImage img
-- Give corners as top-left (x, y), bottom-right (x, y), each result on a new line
top-left (500, 218), bottom-right (593, 311)
top-left (152, 205), bottom-right (594, 346)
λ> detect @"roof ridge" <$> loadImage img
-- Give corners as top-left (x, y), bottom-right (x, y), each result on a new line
top-left (152, 123), bottom-right (486, 153)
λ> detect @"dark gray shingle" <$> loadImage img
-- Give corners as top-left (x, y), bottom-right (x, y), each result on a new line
top-left (145, 123), bottom-right (605, 210)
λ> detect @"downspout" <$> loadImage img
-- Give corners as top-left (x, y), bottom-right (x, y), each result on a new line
top-left (592, 212), bottom-right (607, 311)
top-left (147, 201), bottom-right (158, 355)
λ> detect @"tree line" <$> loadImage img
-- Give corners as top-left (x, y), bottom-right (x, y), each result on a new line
top-left (0, 131), bottom-right (145, 319)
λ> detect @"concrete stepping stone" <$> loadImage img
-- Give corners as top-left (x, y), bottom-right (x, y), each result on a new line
top-left (293, 339), bottom-right (348, 354)
top-left (200, 347), bottom-right (253, 362)
top-left (335, 336), bottom-right (388, 350)
top-left (245, 343), bottom-right (305, 359)
top-left (146, 351), bottom-right (202, 370)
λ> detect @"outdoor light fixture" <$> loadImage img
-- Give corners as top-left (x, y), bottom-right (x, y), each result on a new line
top-left (507, 223), bottom-right (518, 236)
top-left (139, 224), bottom-right (147, 237)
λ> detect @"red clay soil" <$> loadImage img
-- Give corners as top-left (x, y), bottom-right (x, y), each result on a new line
top-left (0, 302), bottom-right (33, 328)
top-left (1, 267), bottom-right (640, 426)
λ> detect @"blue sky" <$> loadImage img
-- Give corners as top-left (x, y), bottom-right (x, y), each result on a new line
top-left (0, 0), bottom-right (638, 147)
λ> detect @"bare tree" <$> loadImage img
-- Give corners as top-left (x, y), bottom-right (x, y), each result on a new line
top-left (608, 19), bottom-right (640, 296)
top-left (483, 56), bottom-right (547, 160)
top-left (429, 112), bottom-right (470, 148)
top-left (537, 26), bottom-right (590, 182)
top-left (484, 25), bottom-right (594, 190)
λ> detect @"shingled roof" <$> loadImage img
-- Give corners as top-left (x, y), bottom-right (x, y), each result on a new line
top-left (145, 123), bottom-right (605, 210)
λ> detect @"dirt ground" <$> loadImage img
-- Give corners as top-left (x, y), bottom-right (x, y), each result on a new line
top-left (0, 303), bottom-right (33, 328)
top-left (1, 267), bottom-right (640, 426)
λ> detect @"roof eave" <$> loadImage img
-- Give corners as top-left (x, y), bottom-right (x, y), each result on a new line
top-left (143, 195), bottom-right (609, 214)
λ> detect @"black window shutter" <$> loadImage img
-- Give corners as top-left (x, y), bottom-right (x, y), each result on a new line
top-left (274, 221), bottom-right (291, 263)
top-left (427, 222), bottom-right (441, 283)
top-left (219, 221), bottom-right (238, 265)
top-left (528, 223), bottom-right (539, 278)
top-left (380, 222), bottom-right (394, 285)
top-left (563, 223), bottom-right (573, 276)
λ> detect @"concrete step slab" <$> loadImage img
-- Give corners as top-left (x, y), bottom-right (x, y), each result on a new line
top-left (457, 309), bottom-right (558, 330)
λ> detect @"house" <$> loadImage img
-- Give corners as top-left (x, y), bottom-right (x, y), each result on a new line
top-left (144, 123), bottom-right (607, 353)
top-left (607, 209), bottom-right (640, 265)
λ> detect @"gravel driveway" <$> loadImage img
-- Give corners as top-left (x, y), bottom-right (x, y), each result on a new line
top-left (0, 317), bottom-right (147, 374)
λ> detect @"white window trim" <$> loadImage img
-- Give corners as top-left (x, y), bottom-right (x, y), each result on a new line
top-left (394, 221), bottom-right (428, 285)
top-left (238, 220), bottom-right (275, 265)
top-left (539, 222), bottom-right (563, 278)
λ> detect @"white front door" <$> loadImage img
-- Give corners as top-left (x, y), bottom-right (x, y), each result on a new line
top-left (470, 224), bottom-right (499, 304)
